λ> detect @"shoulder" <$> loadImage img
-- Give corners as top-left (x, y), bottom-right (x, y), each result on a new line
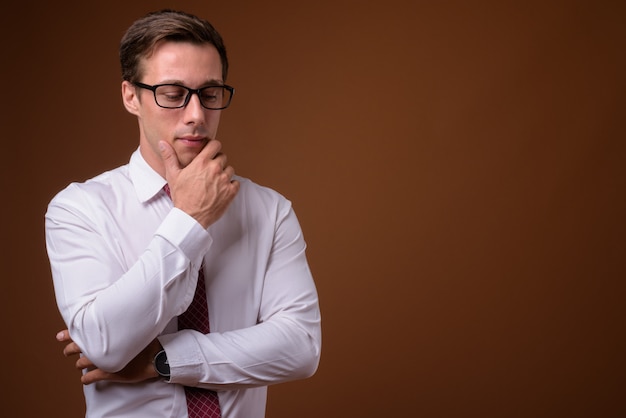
top-left (234, 175), bottom-right (291, 210)
top-left (227, 176), bottom-right (300, 230)
top-left (47, 165), bottom-right (131, 213)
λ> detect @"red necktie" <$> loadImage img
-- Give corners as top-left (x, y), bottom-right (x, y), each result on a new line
top-left (164, 185), bottom-right (222, 417)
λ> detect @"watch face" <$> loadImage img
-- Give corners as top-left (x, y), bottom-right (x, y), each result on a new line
top-left (155, 350), bottom-right (170, 377)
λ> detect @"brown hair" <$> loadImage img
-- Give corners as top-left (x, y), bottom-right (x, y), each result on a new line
top-left (119, 9), bottom-right (229, 82)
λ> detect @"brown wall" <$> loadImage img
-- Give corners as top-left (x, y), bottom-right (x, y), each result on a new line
top-left (3, 0), bottom-right (625, 416)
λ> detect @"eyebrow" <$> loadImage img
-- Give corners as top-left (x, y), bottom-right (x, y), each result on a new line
top-left (158, 79), bottom-right (224, 87)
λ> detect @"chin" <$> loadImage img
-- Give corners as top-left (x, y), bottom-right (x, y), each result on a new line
top-left (182, 152), bottom-right (203, 168)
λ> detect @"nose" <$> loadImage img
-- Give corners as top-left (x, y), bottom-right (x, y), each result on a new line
top-left (183, 91), bottom-right (206, 125)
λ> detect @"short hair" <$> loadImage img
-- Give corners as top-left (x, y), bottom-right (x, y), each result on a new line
top-left (119, 9), bottom-right (229, 82)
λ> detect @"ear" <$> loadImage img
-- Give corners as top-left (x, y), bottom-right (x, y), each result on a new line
top-left (121, 80), bottom-right (140, 116)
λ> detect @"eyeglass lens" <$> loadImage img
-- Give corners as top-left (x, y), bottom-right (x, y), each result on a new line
top-left (155, 85), bottom-right (231, 109)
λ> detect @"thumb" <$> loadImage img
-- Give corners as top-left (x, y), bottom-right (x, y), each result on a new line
top-left (159, 141), bottom-right (180, 181)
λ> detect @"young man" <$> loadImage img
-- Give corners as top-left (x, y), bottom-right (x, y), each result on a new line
top-left (46, 9), bottom-right (321, 418)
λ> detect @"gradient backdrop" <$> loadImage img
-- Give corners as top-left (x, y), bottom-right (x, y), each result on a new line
top-left (2, 0), bottom-right (625, 417)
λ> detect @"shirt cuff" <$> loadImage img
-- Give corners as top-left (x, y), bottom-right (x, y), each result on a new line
top-left (158, 330), bottom-right (206, 386)
top-left (156, 208), bottom-right (213, 268)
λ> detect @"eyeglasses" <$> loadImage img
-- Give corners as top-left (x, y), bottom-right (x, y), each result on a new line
top-left (133, 82), bottom-right (235, 110)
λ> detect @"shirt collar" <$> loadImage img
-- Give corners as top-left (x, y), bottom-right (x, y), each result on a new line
top-left (128, 147), bottom-right (168, 203)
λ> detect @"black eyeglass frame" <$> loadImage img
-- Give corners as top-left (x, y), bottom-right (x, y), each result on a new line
top-left (132, 81), bottom-right (235, 110)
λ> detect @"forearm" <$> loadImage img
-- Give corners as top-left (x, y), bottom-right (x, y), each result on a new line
top-left (160, 313), bottom-right (321, 389)
top-left (47, 205), bottom-right (211, 372)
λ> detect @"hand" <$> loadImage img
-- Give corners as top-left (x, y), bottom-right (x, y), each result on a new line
top-left (56, 329), bottom-right (161, 385)
top-left (160, 139), bottom-right (240, 228)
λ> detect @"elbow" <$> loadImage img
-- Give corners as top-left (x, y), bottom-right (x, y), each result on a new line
top-left (305, 331), bottom-right (322, 378)
top-left (301, 348), bottom-right (321, 379)
top-left (89, 353), bottom-right (128, 373)
top-left (80, 344), bottom-right (128, 373)
top-left (272, 324), bottom-right (321, 382)
top-left (295, 331), bottom-right (322, 380)
top-left (301, 315), bottom-right (322, 379)
top-left (67, 305), bottom-right (142, 373)
top-left (68, 328), bottom-right (130, 373)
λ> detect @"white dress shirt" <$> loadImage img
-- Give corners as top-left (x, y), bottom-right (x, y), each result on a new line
top-left (45, 149), bottom-right (321, 418)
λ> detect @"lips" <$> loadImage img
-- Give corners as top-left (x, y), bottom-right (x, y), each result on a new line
top-left (177, 136), bottom-right (206, 146)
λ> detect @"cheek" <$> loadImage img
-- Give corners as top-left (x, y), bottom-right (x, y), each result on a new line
top-left (144, 110), bottom-right (175, 138)
top-left (208, 112), bottom-right (222, 138)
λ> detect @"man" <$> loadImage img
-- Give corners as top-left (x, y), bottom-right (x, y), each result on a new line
top-left (46, 9), bottom-right (321, 418)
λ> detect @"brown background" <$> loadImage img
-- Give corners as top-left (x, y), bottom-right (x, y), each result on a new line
top-left (2, 0), bottom-right (625, 417)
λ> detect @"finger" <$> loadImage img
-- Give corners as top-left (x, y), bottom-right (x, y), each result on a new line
top-left (63, 341), bottom-right (83, 357)
top-left (56, 329), bottom-right (71, 342)
top-left (159, 141), bottom-right (181, 181)
top-left (230, 177), bottom-right (241, 192)
top-left (81, 369), bottom-right (113, 385)
top-left (223, 165), bottom-right (236, 181)
top-left (195, 139), bottom-right (222, 162)
top-left (76, 356), bottom-right (95, 370)
top-left (211, 152), bottom-right (227, 170)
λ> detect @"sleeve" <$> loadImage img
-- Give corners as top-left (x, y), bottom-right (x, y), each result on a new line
top-left (160, 201), bottom-right (322, 390)
top-left (45, 187), bottom-right (212, 372)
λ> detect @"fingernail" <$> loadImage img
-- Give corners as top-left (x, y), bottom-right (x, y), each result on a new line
top-left (56, 331), bottom-right (65, 340)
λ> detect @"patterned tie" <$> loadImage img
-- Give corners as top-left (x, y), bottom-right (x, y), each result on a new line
top-left (164, 185), bottom-right (222, 418)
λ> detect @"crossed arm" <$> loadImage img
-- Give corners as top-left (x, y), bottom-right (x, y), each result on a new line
top-left (50, 142), bottom-right (320, 388)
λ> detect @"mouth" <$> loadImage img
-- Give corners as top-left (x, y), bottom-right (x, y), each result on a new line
top-left (176, 136), bottom-right (207, 147)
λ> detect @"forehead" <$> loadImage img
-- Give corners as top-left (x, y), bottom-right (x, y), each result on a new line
top-left (140, 41), bottom-right (223, 84)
